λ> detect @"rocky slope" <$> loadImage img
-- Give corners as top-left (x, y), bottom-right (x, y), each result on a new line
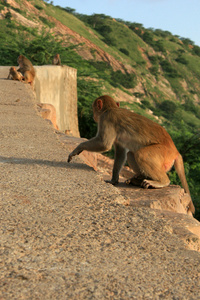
top-left (1, 0), bottom-right (200, 107)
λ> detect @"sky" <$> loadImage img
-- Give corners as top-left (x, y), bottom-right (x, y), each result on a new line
top-left (52, 0), bottom-right (200, 46)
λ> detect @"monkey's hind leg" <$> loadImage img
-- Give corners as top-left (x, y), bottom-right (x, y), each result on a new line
top-left (126, 176), bottom-right (145, 186)
top-left (134, 145), bottom-right (171, 189)
top-left (24, 71), bottom-right (34, 86)
top-left (126, 151), bottom-right (146, 186)
top-left (142, 178), bottom-right (170, 189)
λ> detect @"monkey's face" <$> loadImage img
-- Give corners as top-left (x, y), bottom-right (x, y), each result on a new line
top-left (17, 55), bottom-right (24, 65)
top-left (10, 67), bottom-right (16, 74)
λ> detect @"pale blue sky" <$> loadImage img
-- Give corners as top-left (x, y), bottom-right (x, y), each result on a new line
top-left (52, 0), bottom-right (200, 46)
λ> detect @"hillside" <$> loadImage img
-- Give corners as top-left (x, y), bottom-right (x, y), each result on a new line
top-left (1, 0), bottom-right (200, 118)
top-left (0, 0), bottom-right (200, 217)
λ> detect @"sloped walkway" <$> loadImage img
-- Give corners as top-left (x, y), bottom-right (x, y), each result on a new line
top-left (0, 67), bottom-right (200, 299)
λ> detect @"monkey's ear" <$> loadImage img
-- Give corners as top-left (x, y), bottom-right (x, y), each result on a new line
top-left (97, 99), bottom-right (103, 111)
top-left (116, 102), bottom-right (120, 107)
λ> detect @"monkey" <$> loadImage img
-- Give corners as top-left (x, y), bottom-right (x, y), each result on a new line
top-left (65, 129), bottom-right (73, 136)
top-left (7, 67), bottom-right (24, 81)
top-left (17, 55), bottom-right (35, 86)
top-left (68, 95), bottom-right (195, 214)
top-left (37, 103), bottom-right (59, 130)
top-left (52, 54), bottom-right (61, 66)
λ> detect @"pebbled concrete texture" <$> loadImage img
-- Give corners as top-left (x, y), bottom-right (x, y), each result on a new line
top-left (0, 67), bottom-right (200, 299)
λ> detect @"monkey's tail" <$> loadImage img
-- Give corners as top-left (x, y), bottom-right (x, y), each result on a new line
top-left (174, 153), bottom-right (195, 214)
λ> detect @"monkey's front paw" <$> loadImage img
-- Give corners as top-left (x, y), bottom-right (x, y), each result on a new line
top-left (111, 178), bottom-right (119, 185)
top-left (111, 181), bottom-right (119, 186)
top-left (67, 154), bottom-right (73, 163)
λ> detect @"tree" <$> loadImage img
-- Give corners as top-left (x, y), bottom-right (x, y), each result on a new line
top-left (64, 7), bottom-right (76, 14)
top-left (142, 32), bottom-right (154, 45)
top-left (180, 37), bottom-right (194, 46)
top-left (87, 14), bottom-right (109, 28)
top-left (193, 45), bottom-right (200, 57)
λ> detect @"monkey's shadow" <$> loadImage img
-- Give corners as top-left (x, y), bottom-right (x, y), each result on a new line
top-left (0, 156), bottom-right (91, 170)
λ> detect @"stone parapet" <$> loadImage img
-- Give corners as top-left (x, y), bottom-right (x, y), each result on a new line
top-left (34, 65), bottom-right (79, 137)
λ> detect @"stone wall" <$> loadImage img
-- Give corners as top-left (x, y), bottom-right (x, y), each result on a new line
top-left (34, 65), bottom-right (80, 137)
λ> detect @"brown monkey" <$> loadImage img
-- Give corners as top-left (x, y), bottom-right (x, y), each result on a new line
top-left (52, 54), bottom-right (61, 66)
top-left (37, 103), bottom-right (59, 130)
top-left (68, 95), bottom-right (195, 214)
top-left (17, 55), bottom-right (35, 86)
top-left (7, 67), bottom-right (24, 81)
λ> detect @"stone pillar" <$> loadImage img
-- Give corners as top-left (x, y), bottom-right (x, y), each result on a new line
top-left (34, 65), bottom-right (80, 137)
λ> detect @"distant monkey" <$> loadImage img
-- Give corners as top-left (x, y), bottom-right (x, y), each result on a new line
top-left (52, 54), bottom-right (61, 66)
top-left (17, 55), bottom-right (35, 86)
top-left (7, 66), bottom-right (24, 81)
top-left (68, 95), bottom-right (195, 214)
top-left (65, 129), bottom-right (73, 136)
top-left (37, 103), bottom-right (59, 130)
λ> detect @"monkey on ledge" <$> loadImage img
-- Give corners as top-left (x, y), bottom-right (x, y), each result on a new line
top-left (17, 55), bottom-right (35, 86)
top-left (68, 95), bottom-right (195, 214)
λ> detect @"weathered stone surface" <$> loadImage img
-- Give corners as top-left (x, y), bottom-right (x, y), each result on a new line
top-left (121, 184), bottom-right (192, 214)
top-left (59, 134), bottom-right (200, 250)
top-left (58, 134), bottom-right (98, 170)
top-left (155, 210), bottom-right (200, 252)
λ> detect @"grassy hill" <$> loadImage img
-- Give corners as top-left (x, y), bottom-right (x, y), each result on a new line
top-left (0, 0), bottom-right (200, 217)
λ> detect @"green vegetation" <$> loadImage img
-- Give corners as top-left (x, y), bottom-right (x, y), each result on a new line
top-left (0, 0), bottom-right (199, 219)
top-left (168, 130), bottom-right (200, 220)
top-left (39, 16), bottom-right (55, 27)
top-left (0, 18), bottom-right (101, 138)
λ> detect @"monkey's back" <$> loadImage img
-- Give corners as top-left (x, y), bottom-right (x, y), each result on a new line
top-left (18, 57), bottom-right (35, 76)
top-left (104, 108), bottom-right (177, 151)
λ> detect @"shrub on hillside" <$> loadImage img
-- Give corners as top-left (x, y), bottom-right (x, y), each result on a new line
top-left (149, 65), bottom-right (159, 78)
top-left (142, 31), bottom-right (154, 46)
top-left (193, 45), bottom-right (200, 57)
top-left (148, 55), bottom-right (159, 64)
top-left (159, 59), bottom-right (180, 78)
top-left (39, 16), bottom-right (55, 28)
top-left (175, 55), bottom-right (188, 65)
top-left (35, 4), bottom-right (43, 10)
top-left (158, 100), bottom-right (177, 119)
top-left (103, 36), bottom-right (117, 46)
top-left (182, 98), bottom-right (200, 119)
top-left (110, 70), bottom-right (137, 89)
top-left (119, 48), bottom-right (129, 56)
top-left (153, 40), bottom-right (165, 53)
